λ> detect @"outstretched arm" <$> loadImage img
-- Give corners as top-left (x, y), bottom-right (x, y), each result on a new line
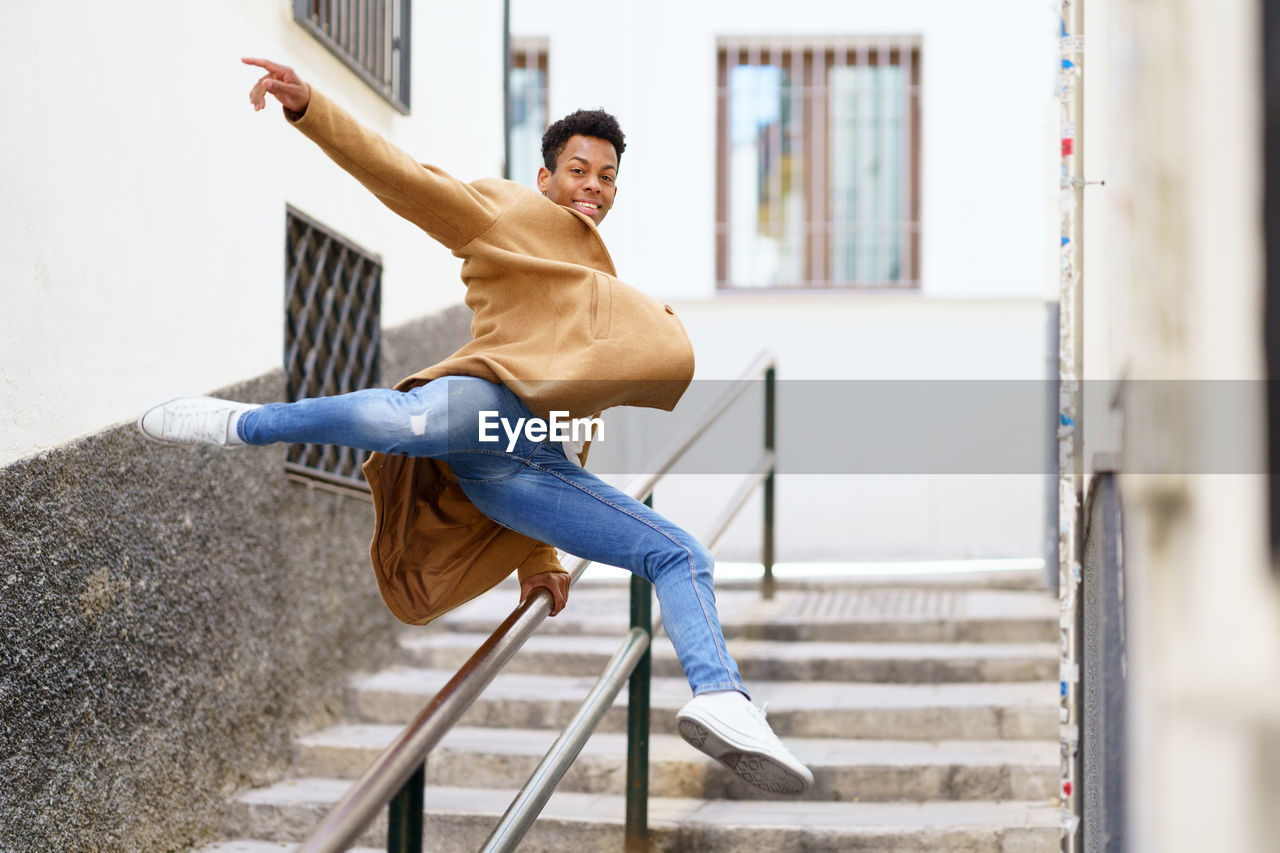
top-left (243, 57), bottom-right (311, 116)
top-left (239, 56), bottom-right (501, 249)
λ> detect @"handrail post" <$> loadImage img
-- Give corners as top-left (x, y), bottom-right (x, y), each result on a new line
top-left (625, 495), bottom-right (654, 852)
top-left (386, 760), bottom-right (424, 853)
top-left (762, 365), bottom-right (776, 600)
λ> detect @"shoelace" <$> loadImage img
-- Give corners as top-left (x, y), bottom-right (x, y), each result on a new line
top-left (746, 701), bottom-right (786, 746)
top-left (169, 405), bottom-right (232, 444)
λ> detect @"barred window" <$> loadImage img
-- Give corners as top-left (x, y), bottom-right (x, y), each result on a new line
top-left (716, 39), bottom-right (921, 290)
top-left (293, 0), bottom-right (411, 113)
top-left (284, 206), bottom-right (382, 490)
top-left (509, 39), bottom-right (550, 187)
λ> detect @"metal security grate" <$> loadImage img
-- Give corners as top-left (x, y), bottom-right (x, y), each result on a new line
top-left (285, 206), bottom-right (382, 490)
top-left (293, 0), bottom-right (411, 113)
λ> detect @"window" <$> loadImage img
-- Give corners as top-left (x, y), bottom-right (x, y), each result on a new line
top-left (284, 207), bottom-right (382, 490)
top-left (716, 39), bottom-right (921, 289)
top-left (293, 0), bottom-right (411, 113)
top-left (509, 40), bottom-right (550, 187)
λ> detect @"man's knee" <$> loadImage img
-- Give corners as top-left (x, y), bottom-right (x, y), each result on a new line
top-left (651, 533), bottom-right (714, 581)
top-left (687, 539), bottom-right (715, 577)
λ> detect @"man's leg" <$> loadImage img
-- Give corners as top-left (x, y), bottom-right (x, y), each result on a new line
top-left (451, 441), bottom-right (814, 794)
top-left (240, 384), bottom-right (456, 456)
top-left (140, 378), bottom-right (522, 478)
top-left (455, 441), bottom-right (743, 695)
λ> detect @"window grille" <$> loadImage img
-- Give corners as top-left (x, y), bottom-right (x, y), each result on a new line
top-left (509, 39), bottom-right (550, 187)
top-left (293, 0), bottom-right (411, 113)
top-left (716, 39), bottom-right (921, 289)
top-left (284, 206), bottom-right (382, 490)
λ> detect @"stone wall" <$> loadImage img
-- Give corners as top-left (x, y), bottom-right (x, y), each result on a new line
top-left (0, 306), bottom-right (472, 852)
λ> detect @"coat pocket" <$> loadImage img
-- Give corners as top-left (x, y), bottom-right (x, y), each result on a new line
top-left (591, 272), bottom-right (613, 340)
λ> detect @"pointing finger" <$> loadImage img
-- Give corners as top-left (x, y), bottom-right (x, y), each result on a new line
top-left (241, 56), bottom-right (287, 75)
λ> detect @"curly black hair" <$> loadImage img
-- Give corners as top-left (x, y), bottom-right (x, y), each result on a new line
top-left (541, 109), bottom-right (627, 172)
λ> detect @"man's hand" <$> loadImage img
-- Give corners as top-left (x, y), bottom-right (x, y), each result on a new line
top-left (520, 571), bottom-right (570, 617)
top-left (242, 57), bottom-right (311, 115)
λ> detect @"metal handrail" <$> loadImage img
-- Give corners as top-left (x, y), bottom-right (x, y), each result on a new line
top-left (704, 450), bottom-right (775, 553)
top-left (623, 348), bottom-right (777, 503)
top-left (480, 628), bottom-right (651, 852)
top-left (296, 350), bottom-right (778, 853)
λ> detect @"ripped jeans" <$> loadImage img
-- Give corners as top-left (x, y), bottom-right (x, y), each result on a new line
top-left (238, 375), bottom-right (746, 697)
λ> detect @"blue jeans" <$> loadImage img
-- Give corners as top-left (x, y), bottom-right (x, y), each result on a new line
top-left (239, 376), bottom-right (746, 697)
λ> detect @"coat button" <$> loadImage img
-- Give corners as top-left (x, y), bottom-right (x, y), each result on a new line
top-left (663, 304), bottom-right (674, 314)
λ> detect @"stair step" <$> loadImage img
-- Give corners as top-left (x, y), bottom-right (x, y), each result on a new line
top-left (433, 584), bottom-right (1057, 643)
top-left (294, 723), bottom-right (1058, 802)
top-left (400, 632), bottom-right (1057, 683)
top-left (224, 779), bottom-right (1059, 852)
top-left (688, 566), bottom-right (1050, 592)
top-left (350, 668), bottom-right (1058, 740)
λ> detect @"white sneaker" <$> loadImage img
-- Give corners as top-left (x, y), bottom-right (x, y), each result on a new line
top-left (138, 396), bottom-right (261, 448)
top-left (676, 690), bottom-right (814, 795)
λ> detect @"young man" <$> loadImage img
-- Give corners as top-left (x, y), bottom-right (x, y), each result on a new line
top-left (139, 57), bottom-right (813, 795)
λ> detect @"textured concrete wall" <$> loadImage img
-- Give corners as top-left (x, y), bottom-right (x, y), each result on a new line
top-left (0, 306), bottom-right (473, 852)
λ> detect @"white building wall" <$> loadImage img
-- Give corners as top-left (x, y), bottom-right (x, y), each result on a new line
top-left (0, 1), bottom-right (503, 465)
top-left (659, 296), bottom-right (1051, 560)
top-left (515, 0), bottom-right (1059, 560)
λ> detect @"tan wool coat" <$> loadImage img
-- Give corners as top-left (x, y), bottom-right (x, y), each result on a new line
top-left (288, 90), bottom-right (696, 625)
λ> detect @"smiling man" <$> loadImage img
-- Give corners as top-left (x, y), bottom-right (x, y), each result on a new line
top-left (537, 110), bottom-right (622, 224)
top-left (139, 57), bottom-right (814, 796)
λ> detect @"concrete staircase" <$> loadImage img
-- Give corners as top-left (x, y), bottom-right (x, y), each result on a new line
top-left (200, 569), bottom-right (1061, 852)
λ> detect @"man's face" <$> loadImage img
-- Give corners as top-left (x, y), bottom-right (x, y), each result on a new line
top-left (537, 134), bottom-right (618, 225)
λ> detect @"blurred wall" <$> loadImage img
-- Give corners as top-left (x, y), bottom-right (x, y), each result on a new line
top-left (1085, 0), bottom-right (1280, 850)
